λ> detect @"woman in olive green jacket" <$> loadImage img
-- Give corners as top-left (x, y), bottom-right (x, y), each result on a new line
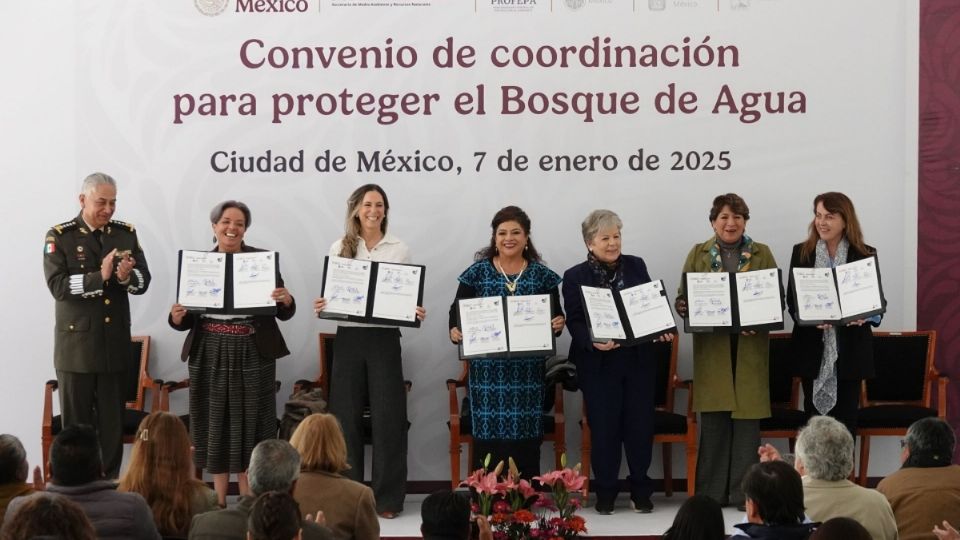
top-left (676, 193), bottom-right (777, 508)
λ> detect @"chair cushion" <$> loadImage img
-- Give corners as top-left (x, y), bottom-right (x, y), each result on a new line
top-left (857, 405), bottom-right (938, 429)
top-left (653, 411), bottom-right (688, 435)
top-left (760, 407), bottom-right (808, 432)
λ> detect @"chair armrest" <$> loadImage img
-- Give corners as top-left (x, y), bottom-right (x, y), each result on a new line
top-left (552, 383), bottom-right (565, 426)
top-left (938, 375), bottom-right (949, 418)
top-left (148, 378), bottom-right (164, 411)
top-left (160, 379), bottom-right (190, 411)
top-left (446, 379), bottom-right (462, 432)
top-left (42, 380), bottom-right (58, 430)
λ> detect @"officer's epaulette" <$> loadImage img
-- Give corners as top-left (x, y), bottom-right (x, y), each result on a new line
top-left (51, 220), bottom-right (78, 235)
top-left (109, 219), bottom-right (135, 232)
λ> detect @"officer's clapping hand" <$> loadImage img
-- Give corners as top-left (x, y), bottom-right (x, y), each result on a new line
top-left (100, 249), bottom-right (118, 281)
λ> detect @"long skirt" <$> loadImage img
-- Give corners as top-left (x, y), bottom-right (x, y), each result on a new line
top-left (468, 356), bottom-right (544, 479)
top-left (189, 328), bottom-right (276, 474)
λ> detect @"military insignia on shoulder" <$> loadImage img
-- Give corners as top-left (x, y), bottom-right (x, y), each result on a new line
top-left (51, 220), bottom-right (78, 235)
top-left (109, 219), bottom-right (135, 232)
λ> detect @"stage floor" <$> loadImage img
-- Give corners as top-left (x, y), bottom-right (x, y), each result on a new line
top-left (378, 493), bottom-right (748, 538)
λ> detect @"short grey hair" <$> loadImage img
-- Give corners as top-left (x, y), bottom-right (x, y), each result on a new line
top-left (80, 172), bottom-right (116, 195)
top-left (248, 439), bottom-right (301, 496)
top-left (905, 417), bottom-right (955, 457)
top-left (796, 416), bottom-right (854, 481)
top-left (0, 434), bottom-right (28, 484)
top-left (209, 200), bottom-right (252, 228)
top-left (581, 209), bottom-right (623, 246)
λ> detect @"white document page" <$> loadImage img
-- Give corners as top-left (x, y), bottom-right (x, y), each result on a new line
top-left (735, 269), bottom-right (783, 327)
top-left (323, 256), bottom-right (372, 317)
top-left (371, 263), bottom-right (421, 322)
top-left (459, 297), bottom-right (509, 356)
top-left (177, 250), bottom-right (226, 309)
top-left (793, 267), bottom-right (842, 322)
top-left (620, 280), bottom-right (675, 337)
top-left (581, 285), bottom-right (627, 340)
top-left (836, 257), bottom-right (883, 318)
top-left (686, 272), bottom-right (734, 327)
top-left (231, 251), bottom-right (277, 309)
top-left (506, 294), bottom-right (553, 353)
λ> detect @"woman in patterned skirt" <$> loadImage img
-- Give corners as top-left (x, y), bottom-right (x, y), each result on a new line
top-left (169, 200), bottom-right (296, 506)
top-left (448, 205), bottom-right (565, 479)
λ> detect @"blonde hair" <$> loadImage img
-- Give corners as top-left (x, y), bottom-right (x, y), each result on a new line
top-left (289, 413), bottom-right (350, 473)
top-left (338, 184), bottom-right (390, 258)
top-left (118, 412), bottom-right (208, 536)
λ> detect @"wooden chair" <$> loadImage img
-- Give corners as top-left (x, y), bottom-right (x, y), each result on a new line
top-left (446, 360), bottom-right (566, 489)
top-left (579, 339), bottom-right (697, 497)
top-left (292, 332), bottom-right (412, 445)
top-left (856, 330), bottom-right (946, 485)
top-left (759, 333), bottom-right (807, 451)
top-left (41, 336), bottom-right (158, 481)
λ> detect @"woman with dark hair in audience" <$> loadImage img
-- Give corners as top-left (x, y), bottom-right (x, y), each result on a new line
top-left (662, 494), bottom-right (725, 540)
top-left (675, 193), bottom-right (778, 509)
top-left (247, 491), bottom-right (302, 540)
top-left (118, 411), bottom-right (218, 536)
top-left (735, 461), bottom-right (817, 540)
top-left (313, 184), bottom-right (425, 519)
top-left (562, 209), bottom-right (674, 514)
top-left (1, 493), bottom-right (96, 540)
top-left (809, 518), bottom-right (871, 540)
top-left (787, 192), bottom-right (882, 435)
top-left (448, 206), bottom-right (565, 479)
top-left (170, 200), bottom-right (297, 506)
top-left (289, 413), bottom-right (379, 540)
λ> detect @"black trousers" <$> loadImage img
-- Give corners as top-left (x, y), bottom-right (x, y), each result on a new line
top-left (56, 369), bottom-right (125, 478)
top-left (578, 348), bottom-right (656, 502)
top-left (802, 377), bottom-right (862, 436)
top-left (328, 326), bottom-right (407, 513)
top-left (696, 412), bottom-right (759, 506)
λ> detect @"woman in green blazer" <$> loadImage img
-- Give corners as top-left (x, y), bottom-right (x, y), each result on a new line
top-left (676, 193), bottom-right (777, 508)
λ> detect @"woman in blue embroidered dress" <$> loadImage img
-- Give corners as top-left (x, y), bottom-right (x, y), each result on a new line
top-left (448, 206), bottom-right (565, 479)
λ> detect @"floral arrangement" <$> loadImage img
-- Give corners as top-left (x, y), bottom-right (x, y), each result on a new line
top-left (461, 455), bottom-right (587, 540)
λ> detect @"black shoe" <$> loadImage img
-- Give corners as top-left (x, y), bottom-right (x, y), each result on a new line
top-left (594, 499), bottom-right (615, 515)
top-left (630, 496), bottom-right (653, 514)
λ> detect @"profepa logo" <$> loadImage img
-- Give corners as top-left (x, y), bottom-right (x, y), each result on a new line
top-left (194, 0), bottom-right (311, 15)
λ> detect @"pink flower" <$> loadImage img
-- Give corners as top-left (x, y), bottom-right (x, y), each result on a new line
top-left (533, 470), bottom-right (563, 486)
top-left (517, 479), bottom-right (537, 499)
top-left (559, 468), bottom-right (587, 492)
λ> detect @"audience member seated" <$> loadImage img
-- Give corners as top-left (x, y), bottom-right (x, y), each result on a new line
top-left (877, 417), bottom-right (960, 540)
top-left (4, 424), bottom-right (160, 540)
top-left (0, 493), bottom-right (96, 540)
top-left (0, 434), bottom-right (37, 528)
top-left (733, 461), bottom-right (817, 540)
top-left (119, 411), bottom-right (219, 537)
top-left (189, 439), bottom-right (333, 540)
top-left (809, 517), bottom-right (872, 540)
top-left (289, 413), bottom-right (379, 540)
top-left (662, 494), bottom-right (725, 540)
top-left (761, 416), bottom-right (897, 540)
top-left (420, 490), bottom-right (492, 540)
top-left (247, 491), bottom-right (303, 540)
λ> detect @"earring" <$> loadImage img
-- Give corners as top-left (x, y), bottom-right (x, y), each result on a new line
top-left (524, 244), bottom-right (528, 251)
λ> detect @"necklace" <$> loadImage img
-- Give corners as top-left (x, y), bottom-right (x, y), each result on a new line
top-left (495, 258), bottom-right (527, 294)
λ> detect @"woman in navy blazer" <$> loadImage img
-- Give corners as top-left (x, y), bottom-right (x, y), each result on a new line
top-left (562, 209), bottom-right (675, 515)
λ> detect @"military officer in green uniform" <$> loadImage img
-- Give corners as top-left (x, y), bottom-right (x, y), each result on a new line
top-left (43, 172), bottom-right (150, 478)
